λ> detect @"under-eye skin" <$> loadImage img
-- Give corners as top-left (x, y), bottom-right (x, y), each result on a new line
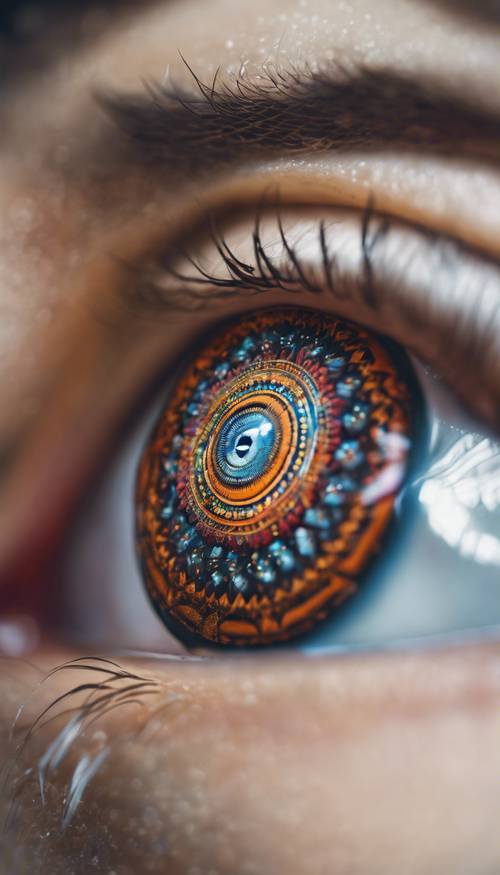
top-left (136, 308), bottom-right (418, 647)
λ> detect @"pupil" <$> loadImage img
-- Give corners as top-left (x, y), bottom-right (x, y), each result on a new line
top-left (216, 410), bottom-right (278, 479)
top-left (235, 435), bottom-right (253, 457)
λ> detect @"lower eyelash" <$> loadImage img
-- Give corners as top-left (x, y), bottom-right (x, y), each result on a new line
top-left (4, 657), bottom-right (162, 831)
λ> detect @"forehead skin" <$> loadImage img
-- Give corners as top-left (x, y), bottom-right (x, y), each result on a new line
top-left (0, 1), bottom-right (499, 873)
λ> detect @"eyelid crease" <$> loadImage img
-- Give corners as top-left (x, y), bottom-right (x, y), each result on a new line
top-left (126, 204), bottom-right (500, 434)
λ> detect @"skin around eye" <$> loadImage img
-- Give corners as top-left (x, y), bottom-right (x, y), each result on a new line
top-left (136, 308), bottom-right (417, 647)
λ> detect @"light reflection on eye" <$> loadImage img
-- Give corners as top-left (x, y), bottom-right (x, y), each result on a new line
top-left (418, 435), bottom-right (500, 565)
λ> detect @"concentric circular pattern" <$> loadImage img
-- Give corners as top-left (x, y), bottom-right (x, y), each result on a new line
top-left (136, 309), bottom-right (416, 647)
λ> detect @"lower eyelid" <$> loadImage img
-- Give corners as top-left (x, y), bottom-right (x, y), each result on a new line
top-left (3, 641), bottom-right (498, 852)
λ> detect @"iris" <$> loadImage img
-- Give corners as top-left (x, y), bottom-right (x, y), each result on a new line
top-left (136, 309), bottom-right (416, 646)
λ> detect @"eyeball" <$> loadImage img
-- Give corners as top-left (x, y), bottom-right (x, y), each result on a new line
top-left (136, 308), bottom-right (418, 646)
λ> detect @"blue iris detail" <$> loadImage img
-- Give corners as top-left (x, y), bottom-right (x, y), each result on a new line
top-left (216, 409), bottom-right (277, 483)
top-left (335, 439), bottom-right (364, 469)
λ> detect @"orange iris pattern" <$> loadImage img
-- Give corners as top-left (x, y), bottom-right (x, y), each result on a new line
top-left (136, 309), bottom-right (415, 647)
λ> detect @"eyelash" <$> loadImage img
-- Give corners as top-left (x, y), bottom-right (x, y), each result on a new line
top-left (6, 657), bottom-right (161, 830)
top-left (137, 201), bottom-right (391, 313)
top-left (116, 199), bottom-right (500, 436)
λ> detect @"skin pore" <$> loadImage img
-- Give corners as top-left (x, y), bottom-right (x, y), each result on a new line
top-left (0, 1), bottom-right (499, 872)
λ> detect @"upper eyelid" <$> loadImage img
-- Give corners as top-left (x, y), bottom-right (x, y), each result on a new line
top-left (130, 201), bottom-right (500, 306)
top-left (125, 204), bottom-right (500, 434)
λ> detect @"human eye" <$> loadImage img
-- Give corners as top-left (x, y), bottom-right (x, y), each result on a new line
top-left (59, 205), bottom-right (500, 653)
top-left (1, 1), bottom-right (500, 871)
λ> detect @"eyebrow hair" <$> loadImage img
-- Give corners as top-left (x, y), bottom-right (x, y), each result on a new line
top-left (428, 0), bottom-right (500, 24)
top-left (102, 64), bottom-right (500, 173)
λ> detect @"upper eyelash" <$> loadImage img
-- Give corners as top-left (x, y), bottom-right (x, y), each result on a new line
top-left (134, 201), bottom-right (391, 313)
top-left (122, 205), bottom-right (500, 437)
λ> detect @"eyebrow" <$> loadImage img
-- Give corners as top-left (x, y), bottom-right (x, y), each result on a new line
top-left (102, 64), bottom-right (500, 173)
top-left (428, 0), bottom-right (500, 25)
